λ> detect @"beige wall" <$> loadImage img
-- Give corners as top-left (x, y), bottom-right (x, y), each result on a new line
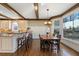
top-left (28, 20), bottom-right (48, 38)
top-left (12, 20), bottom-right (28, 31)
top-left (0, 20), bottom-right (10, 29)
top-left (0, 20), bottom-right (28, 32)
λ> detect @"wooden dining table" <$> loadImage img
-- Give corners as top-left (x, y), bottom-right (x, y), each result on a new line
top-left (40, 35), bottom-right (59, 40)
top-left (39, 35), bottom-right (61, 50)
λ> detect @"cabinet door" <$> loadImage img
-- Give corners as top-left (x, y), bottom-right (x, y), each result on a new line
top-left (1, 37), bottom-right (13, 51)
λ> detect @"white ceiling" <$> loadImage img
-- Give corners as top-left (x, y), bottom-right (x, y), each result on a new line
top-left (39, 3), bottom-right (76, 19)
top-left (0, 3), bottom-right (76, 19)
top-left (0, 5), bottom-right (21, 19)
top-left (8, 3), bottom-right (36, 19)
top-left (0, 16), bottom-right (6, 18)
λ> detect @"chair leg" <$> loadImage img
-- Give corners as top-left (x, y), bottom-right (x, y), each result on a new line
top-left (40, 43), bottom-right (42, 49)
top-left (40, 40), bottom-right (43, 49)
top-left (57, 44), bottom-right (60, 50)
top-left (25, 43), bottom-right (27, 50)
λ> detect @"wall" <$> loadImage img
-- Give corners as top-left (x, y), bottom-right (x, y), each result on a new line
top-left (28, 20), bottom-right (48, 39)
top-left (51, 17), bottom-right (63, 38)
top-left (12, 20), bottom-right (28, 31)
top-left (0, 20), bottom-right (28, 32)
top-left (0, 20), bottom-right (10, 30)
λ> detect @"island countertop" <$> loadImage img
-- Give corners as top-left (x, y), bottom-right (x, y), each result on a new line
top-left (0, 32), bottom-right (25, 37)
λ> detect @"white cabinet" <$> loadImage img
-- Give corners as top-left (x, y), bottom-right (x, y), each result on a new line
top-left (1, 37), bottom-right (13, 51)
top-left (0, 35), bottom-right (18, 53)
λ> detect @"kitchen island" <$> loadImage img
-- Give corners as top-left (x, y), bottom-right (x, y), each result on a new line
top-left (0, 33), bottom-right (24, 53)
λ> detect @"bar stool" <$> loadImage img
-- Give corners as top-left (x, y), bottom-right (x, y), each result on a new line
top-left (25, 33), bottom-right (31, 49)
top-left (17, 33), bottom-right (26, 55)
top-left (17, 37), bottom-right (22, 55)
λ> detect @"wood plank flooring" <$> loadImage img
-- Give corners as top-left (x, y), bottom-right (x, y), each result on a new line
top-left (0, 39), bottom-right (79, 56)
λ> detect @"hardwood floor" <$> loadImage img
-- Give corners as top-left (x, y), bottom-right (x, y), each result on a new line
top-left (0, 39), bottom-right (79, 56)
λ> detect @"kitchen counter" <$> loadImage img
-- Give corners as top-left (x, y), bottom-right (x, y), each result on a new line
top-left (0, 33), bottom-right (24, 53)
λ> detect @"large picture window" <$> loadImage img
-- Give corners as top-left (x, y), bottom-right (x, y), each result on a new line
top-left (63, 12), bottom-right (79, 40)
top-left (54, 20), bottom-right (60, 35)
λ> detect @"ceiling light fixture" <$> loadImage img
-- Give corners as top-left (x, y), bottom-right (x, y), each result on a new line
top-left (44, 21), bottom-right (52, 25)
top-left (44, 8), bottom-right (52, 25)
top-left (34, 6), bottom-right (37, 10)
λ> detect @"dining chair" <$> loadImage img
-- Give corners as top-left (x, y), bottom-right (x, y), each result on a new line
top-left (56, 35), bottom-right (61, 50)
top-left (39, 34), bottom-right (45, 49)
top-left (25, 33), bottom-right (33, 49)
top-left (39, 34), bottom-right (50, 50)
top-left (50, 35), bottom-right (61, 51)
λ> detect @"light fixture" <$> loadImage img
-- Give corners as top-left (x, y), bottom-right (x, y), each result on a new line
top-left (44, 21), bottom-right (47, 24)
top-left (44, 8), bottom-right (52, 25)
top-left (34, 6), bottom-right (37, 10)
top-left (44, 8), bottom-right (52, 33)
top-left (44, 21), bottom-right (52, 25)
top-left (48, 21), bottom-right (52, 24)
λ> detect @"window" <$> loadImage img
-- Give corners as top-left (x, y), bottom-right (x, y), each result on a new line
top-left (63, 12), bottom-right (79, 40)
top-left (54, 20), bottom-right (60, 35)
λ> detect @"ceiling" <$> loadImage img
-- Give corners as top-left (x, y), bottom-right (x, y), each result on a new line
top-left (0, 3), bottom-right (77, 20)
top-left (0, 4), bottom-right (21, 19)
